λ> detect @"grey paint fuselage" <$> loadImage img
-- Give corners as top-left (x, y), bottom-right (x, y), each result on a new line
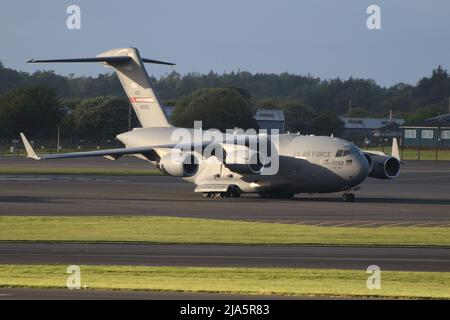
top-left (118, 127), bottom-right (370, 194)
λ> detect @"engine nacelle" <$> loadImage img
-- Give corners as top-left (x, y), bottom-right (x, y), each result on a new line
top-left (368, 155), bottom-right (400, 179)
top-left (224, 150), bottom-right (265, 174)
top-left (158, 152), bottom-right (199, 177)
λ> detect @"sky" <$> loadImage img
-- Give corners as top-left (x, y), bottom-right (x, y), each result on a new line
top-left (1, 0), bottom-right (450, 87)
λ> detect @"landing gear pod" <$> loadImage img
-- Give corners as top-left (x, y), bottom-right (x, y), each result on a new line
top-left (224, 151), bottom-right (266, 174)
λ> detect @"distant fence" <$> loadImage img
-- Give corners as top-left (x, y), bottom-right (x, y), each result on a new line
top-left (398, 146), bottom-right (450, 161)
top-left (355, 140), bottom-right (450, 161)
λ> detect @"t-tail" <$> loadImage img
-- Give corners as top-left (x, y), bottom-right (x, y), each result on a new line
top-left (27, 47), bottom-right (174, 128)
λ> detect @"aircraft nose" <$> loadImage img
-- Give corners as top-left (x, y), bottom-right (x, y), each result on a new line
top-left (352, 154), bottom-right (370, 184)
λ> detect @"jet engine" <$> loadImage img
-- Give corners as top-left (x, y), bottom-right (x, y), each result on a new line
top-left (368, 155), bottom-right (400, 179)
top-left (158, 152), bottom-right (199, 177)
top-left (223, 150), bottom-right (265, 174)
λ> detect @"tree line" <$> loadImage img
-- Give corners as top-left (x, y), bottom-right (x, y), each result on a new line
top-left (1, 61), bottom-right (450, 142)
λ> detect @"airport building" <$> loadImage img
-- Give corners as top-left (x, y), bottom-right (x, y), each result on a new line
top-left (254, 109), bottom-right (285, 134)
top-left (164, 106), bottom-right (285, 133)
top-left (373, 122), bottom-right (402, 140)
top-left (339, 116), bottom-right (405, 144)
top-left (400, 114), bottom-right (450, 148)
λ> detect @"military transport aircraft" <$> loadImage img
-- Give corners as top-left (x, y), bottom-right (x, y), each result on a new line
top-left (20, 47), bottom-right (402, 201)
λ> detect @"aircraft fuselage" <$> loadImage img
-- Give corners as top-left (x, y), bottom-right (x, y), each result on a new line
top-left (117, 127), bottom-right (370, 195)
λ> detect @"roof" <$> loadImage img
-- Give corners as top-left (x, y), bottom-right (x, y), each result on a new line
top-left (163, 106), bottom-right (286, 122)
top-left (339, 117), bottom-right (405, 129)
top-left (375, 122), bottom-right (401, 132)
top-left (401, 117), bottom-right (450, 129)
top-left (254, 109), bottom-right (285, 122)
top-left (426, 113), bottom-right (450, 121)
top-left (163, 106), bottom-right (286, 127)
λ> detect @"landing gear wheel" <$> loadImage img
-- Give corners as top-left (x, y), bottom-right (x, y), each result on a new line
top-left (203, 192), bottom-right (215, 198)
top-left (222, 191), bottom-right (231, 198)
top-left (228, 185), bottom-right (241, 198)
top-left (342, 193), bottom-right (355, 202)
top-left (203, 186), bottom-right (242, 199)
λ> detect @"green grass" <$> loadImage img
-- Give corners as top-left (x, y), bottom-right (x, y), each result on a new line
top-left (0, 216), bottom-right (448, 246)
top-left (0, 264), bottom-right (448, 299)
top-left (364, 147), bottom-right (450, 160)
top-left (0, 166), bottom-right (162, 176)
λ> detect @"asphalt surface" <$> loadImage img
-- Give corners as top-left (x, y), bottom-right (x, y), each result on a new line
top-left (0, 242), bottom-right (449, 271)
top-left (1, 157), bottom-right (449, 299)
top-left (0, 287), bottom-right (303, 300)
top-left (1, 158), bottom-right (450, 227)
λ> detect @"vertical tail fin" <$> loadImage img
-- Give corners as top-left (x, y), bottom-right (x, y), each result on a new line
top-left (27, 47), bottom-right (174, 128)
top-left (97, 48), bottom-right (172, 128)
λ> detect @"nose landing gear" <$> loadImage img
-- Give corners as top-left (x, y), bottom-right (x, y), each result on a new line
top-left (342, 192), bottom-right (355, 202)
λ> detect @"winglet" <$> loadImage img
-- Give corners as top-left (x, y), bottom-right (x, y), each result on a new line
top-left (391, 137), bottom-right (402, 162)
top-left (19, 133), bottom-right (41, 160)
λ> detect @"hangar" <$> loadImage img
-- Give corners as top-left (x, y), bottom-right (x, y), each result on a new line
top-left (339, 116), bottom-right (405, 144)
top-left (400, 114), bottom-right (450, 148)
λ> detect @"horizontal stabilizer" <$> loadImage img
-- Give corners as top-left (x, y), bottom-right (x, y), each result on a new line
top-left (27, 48), bottom-right (175, 128)
top-left (27, 57), bottom-right (131, 64)
top-left (27, 57), bottom-right (175, 66)
top-left (142, 58), bottom-right (175, 66)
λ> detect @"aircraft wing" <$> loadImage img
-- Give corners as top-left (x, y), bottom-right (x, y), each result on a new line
top-left (361, 138), bottom-right (405, 164)
top-left (361, 150), bottom-right (386, 157)
top-left (20, 133), bottom-right (211, 161)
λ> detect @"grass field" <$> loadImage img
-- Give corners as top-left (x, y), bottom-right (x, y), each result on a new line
top-left (364, 147), bottom-right (450, 160)
top-left (0, 166), bottom-right (161, 176)
top-left (0, 216), bottom-right (448, 246)
top-left (0, 264), bottom-right (449, 299)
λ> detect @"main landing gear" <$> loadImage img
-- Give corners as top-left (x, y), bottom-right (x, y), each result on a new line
top-left (342, 192), bottom-right (356, 202)
top-left (203, 191), bottom-right (241, 198)
top-left (203, 185), bottom-right (241, 199)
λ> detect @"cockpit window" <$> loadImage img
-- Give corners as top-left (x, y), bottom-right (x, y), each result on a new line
top-left (350, 144), bottom-right (361, 155)
top-left (337, 145), bottom-right (359, 157)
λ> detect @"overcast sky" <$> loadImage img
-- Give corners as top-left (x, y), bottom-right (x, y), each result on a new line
top-left (1, 0), bottom-right (450, 87)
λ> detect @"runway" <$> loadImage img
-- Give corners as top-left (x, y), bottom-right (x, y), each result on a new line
top-left (0, 242), bottom-right (449, 271)
top-left (1, 158), bottom-right (450, 299)
top-left (0, 287), bottom-right (301, 300)
top-left (1, 158), bottom-right (450, 226)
